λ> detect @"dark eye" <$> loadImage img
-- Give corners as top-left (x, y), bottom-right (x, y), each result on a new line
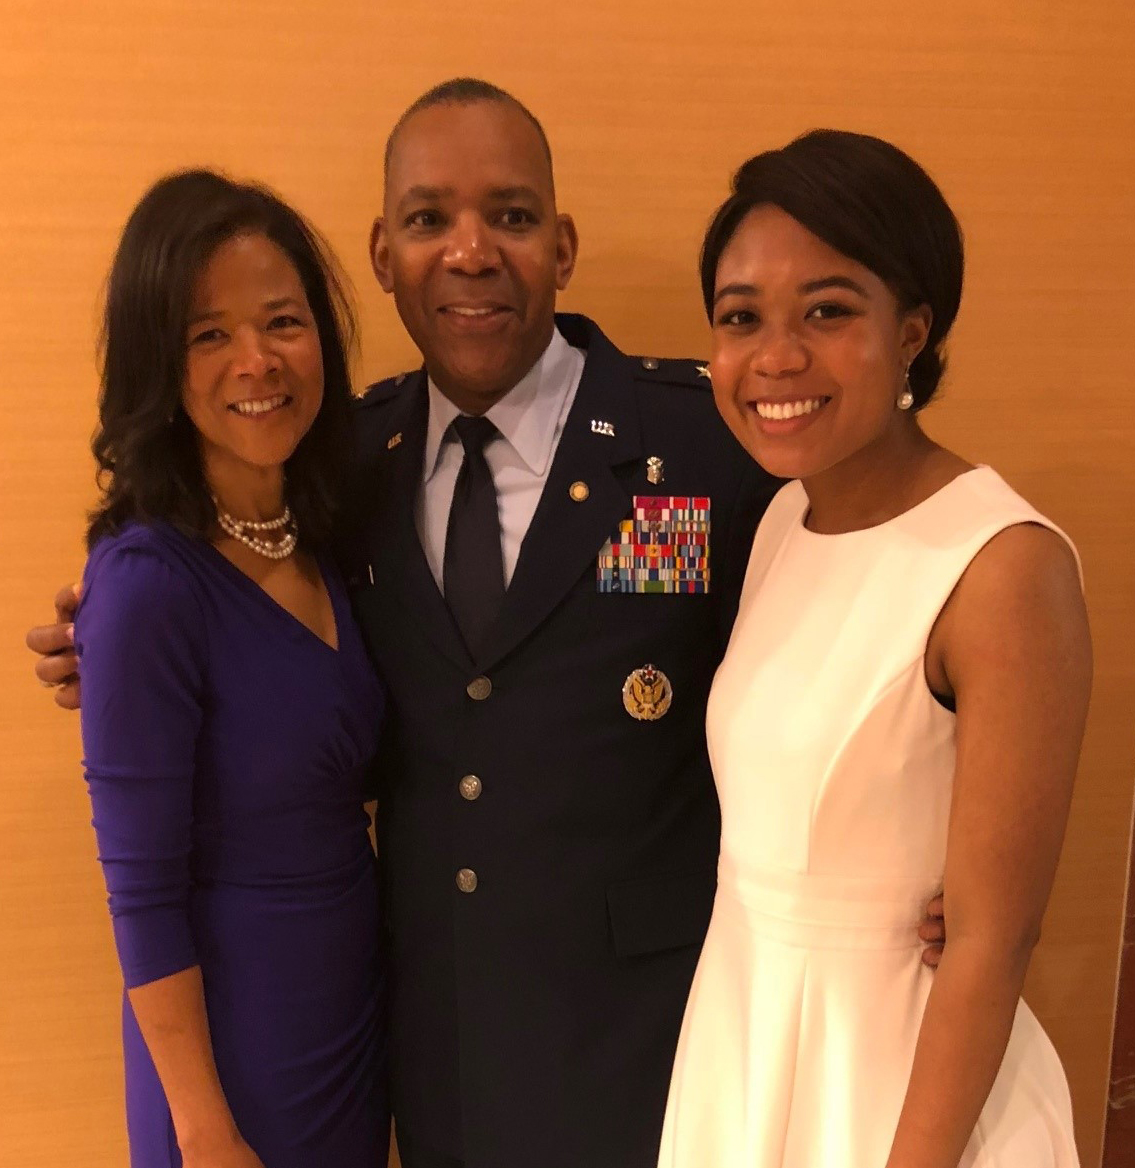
top-left (715, 308), bottom-right (758, 328)
top-left (188, 328), bottom-right (225, 347)
top-left (268, 314), bottom-right (304, 330)
top-left (405, 209), bottom-right (443, 230)
top-left (498, 207), bottom-right (536, 228)
top-left (807, 301), bottom-right (855, 322)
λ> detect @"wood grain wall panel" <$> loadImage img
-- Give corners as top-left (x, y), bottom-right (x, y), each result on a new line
top-left (2, 3), bottom-right (1132, 1165)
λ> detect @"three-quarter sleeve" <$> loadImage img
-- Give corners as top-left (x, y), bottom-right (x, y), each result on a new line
top-left (75, 537), bottom-right (207, 989)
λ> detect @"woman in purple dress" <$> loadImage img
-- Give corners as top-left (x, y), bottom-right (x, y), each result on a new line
top-left (74, 171), bottom-right (388, 1168)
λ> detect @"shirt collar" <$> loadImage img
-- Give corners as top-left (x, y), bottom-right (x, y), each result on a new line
top-left (422, 327), bottom-right (582, 482)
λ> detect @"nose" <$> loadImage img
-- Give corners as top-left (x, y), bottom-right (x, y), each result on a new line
top-left (443, 211), bottom-right (500, 276)
top-left (750, 324), bottom-right (809, 379)
top-left (231, 326), bottom-right (279, 378)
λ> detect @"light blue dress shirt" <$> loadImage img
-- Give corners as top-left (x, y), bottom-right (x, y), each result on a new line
top-left (416, 327), bottom-right (587, 590)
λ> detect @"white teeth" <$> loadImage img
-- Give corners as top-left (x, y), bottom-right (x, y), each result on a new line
top-left (447, 306), bottom-right (497, 316)
top-left (231, 395), bottom-right (288, 416)
top-left (755, 397), bottom-right (826, 420)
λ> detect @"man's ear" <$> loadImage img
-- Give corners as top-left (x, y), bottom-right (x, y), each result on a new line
top-left (554, 213), bottom-right (579, 292)
top-left (370, 217), bottom-right (394, 293)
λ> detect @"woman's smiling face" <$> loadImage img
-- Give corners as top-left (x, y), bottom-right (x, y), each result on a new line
top-left (709, 204), bottom-right (929, 482)
top-left (181, 231), bottom-right (325, 490)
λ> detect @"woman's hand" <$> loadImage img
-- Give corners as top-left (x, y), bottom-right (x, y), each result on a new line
top-left (181, 1128), bottom-right (267, 1168)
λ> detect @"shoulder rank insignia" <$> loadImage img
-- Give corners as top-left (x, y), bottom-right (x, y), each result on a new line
top-left (623, 664), bottom-right (673, 721)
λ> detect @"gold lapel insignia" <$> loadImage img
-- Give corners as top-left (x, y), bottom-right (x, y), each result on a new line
top-left (646, 456), bottom-right (664, 485)
top-left (695, 364), bottom-right (711, 380)
top-left (591, 419), bottom-right (616, 437)
top-left (387, 432), bottom-right (403, 450)
top-left (569, 481), bottom-right (590, 502)
top-left (623, 664), bottom-right (673, 721)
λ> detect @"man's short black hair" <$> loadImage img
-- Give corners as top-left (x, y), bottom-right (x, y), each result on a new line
top-left (383, 77), bottom-right (554, 182)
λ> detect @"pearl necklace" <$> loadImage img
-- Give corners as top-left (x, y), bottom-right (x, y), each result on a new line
top-left (214, 499), bottom-right (298, 560)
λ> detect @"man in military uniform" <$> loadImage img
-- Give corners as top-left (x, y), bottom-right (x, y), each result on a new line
top-left (346, 81), bottom-right (775, 1168)
top-left (29, 78), bottom-right (943, 1168)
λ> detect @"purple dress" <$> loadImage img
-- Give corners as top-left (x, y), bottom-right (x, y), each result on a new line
top-left (75, 522), bottom-right (388, 1168)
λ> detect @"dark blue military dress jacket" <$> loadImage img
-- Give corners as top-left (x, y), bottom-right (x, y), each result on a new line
top-left (344, 313), bottom-right (778, 1168)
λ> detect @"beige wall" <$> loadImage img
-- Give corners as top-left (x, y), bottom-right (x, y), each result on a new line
top-left (2, 2), bottom-right (1133, 1165)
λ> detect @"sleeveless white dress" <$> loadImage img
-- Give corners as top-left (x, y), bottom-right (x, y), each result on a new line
top-left (657, 467), bottom-right (1080, 1168)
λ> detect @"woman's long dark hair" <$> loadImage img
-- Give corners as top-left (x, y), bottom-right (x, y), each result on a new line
top-left (87, 168), bottom-right (357, 552)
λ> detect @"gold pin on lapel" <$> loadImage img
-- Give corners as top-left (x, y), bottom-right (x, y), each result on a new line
top-left (623, 664), bottom-right (673, 721)
top-left (569, 481), bottom-right (590, 502)
top-left (647, 456), bottom-right (664, 485)
top-left (387, 432), bottom-right (403, 450)
top-left (591, 419), bottom-right (616, 437)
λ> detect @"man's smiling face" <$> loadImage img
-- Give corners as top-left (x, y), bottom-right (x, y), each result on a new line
top-left (371, 99), bottom-right (578, 415)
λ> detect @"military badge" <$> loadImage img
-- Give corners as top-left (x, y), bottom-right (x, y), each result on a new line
top-left (597, 495), bottom-right (711, 593)
top-left (623, 664), bottom-right (673, 721)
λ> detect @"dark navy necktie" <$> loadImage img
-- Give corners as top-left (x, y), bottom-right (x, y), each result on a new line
top-left (443, 415), bottom-right (505, 656)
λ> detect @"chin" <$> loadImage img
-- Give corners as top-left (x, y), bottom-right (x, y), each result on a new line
top-left (733, 435), bottom-right (817, 482)
top-left (441, 356), bottom-right (521, 401)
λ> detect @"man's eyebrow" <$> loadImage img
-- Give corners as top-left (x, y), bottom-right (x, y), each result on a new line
top-left (397, 184), bottom-right (455, 207)
top-left (485, 185), bottom-right (541, 202)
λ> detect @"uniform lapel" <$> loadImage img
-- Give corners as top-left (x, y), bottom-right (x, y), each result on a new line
top-left (478, 317), bottom-right (642, 670)
top-left (364, 374), bottom-right (474, 672)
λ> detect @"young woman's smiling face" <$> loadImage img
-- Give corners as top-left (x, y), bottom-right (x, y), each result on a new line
top-left (709, 204), bottom-right (930, 482)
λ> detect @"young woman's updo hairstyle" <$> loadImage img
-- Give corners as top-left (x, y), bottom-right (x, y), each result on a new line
top-left (699, 130), bottom-right (965, 411)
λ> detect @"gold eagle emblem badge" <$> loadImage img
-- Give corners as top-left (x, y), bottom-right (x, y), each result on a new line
top-left (622, 664), bottom-right (673, 721)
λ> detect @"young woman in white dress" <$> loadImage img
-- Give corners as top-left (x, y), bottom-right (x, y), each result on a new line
top-left (658, 131), bottom-right (1092, 1168)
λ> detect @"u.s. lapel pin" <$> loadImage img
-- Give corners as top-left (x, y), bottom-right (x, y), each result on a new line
top-left (387, 432), bottom-right (403, 450)
top-left (591, 419), bottom-right (616, 438)
top-left (646, 456), bottom-right (664, 485)
top-left (623, 664), bottom-right (673, 721)
top-left (695, 364), bottom-right (711, 380)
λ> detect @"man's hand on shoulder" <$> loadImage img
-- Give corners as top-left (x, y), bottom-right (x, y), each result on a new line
top-left (918, 893), bottom-right (946, 968)
top-left (26, 582), bottom-right (82, 710)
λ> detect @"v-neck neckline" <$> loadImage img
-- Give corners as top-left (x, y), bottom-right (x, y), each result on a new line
top-left (196, 537), bottom-right (344, 654)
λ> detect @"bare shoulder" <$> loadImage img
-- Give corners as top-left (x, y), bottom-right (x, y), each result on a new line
top-left (948, 525), bottom-right (1083, 626)
top-left (937, 521), bottom-right (1091, 695)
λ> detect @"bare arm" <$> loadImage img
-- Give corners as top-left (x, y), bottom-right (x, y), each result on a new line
top-left (127, 969), bottom-right (265, 1167)
top-left (884, 523), bottom-right (1091, 1168)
